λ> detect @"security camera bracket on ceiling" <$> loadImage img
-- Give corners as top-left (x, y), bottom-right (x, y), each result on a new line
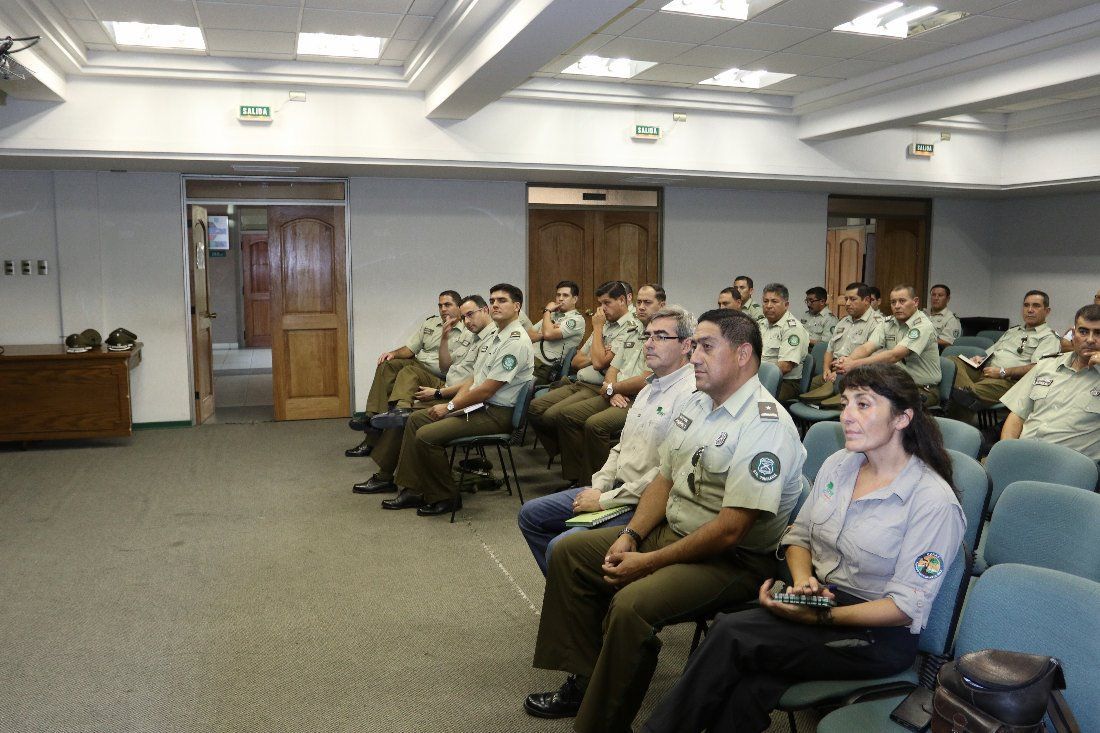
top-left (0, 35), bottom-right (41, 81)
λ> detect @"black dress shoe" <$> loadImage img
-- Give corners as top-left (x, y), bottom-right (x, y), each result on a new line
top-left (416, 497), bottom-right (462, 516)
top-left (951, 387), bottom-right (985, 412)
top-left (352, 474), bottom-right (396, 494)
top-left (348, 415), bottom-right (367, 431)
top-left (523, 675), bottom-right (584, 719)
top-left (370, 407), bottom-right (414, 430)
top-left (457, 456), bottom-right (494, 477)
top-left (381, 488), bottom-right (426, 510)
top-left (345, 438), bottom-right (374, 458)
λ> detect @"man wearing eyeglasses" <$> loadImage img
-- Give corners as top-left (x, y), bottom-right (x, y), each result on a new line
top-left (524, 308), bottom-right (805, 733)
top-left (518, 305), bottom-right (697, 576)
top-left (951, 290), bottom-right (1061, 415)
top-left (801, 286), bottom-right (838, 346)
top-left (352, 294), bottom-right (494, 495)
top-left (927, 284), bottom-right (962, 347)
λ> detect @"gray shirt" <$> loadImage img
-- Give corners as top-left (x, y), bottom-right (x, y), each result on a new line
top-left (1001, 352), bottom-right (1100, 461)
top-left (828, 309), bottom-right (878, 359)
top-left (762, 313), bottom-right (811, 381)
top-left (802, 307), bottom-right (839, 344)
top-left (986, 324), bottom-right (1061, 370)
top-left (592, 363), bottom-right (697, 509)
top-left (927, 308), bottom-right (962, 345)
top-left (576, 313), bottom-right (642, 385)
top-left (470, 318), bottom-right (534, 408)
top-left (868, 311), bottom-right (941, 387)
top-left (659, 376), bottom-right (806, 551)
top-left (785, 450), bottom-right (965, 633)
top-left (444, 328), bottom-right (485, 386)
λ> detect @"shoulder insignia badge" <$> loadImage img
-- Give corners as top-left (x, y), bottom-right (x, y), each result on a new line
top-left (907, 328), bottom-right (920, 340)
top-left (502, 354), bottom-right (517, 371)
top-left (750, 452), bottom-right (780, 483)
top-left (423, 327), bottom-right (433, 335)
top-left (914, 552), bottom-right (944, 580)
top-left (567, 318), bottom-right (577, 328)
top-left (714, 431), bottom-right (728, 447)
top-left (758, 402), bottom-right (779, 421)
top-left (1090, 388), bottom-right (1100, 397)
top-left (787, 334), bottom-right (800, 347)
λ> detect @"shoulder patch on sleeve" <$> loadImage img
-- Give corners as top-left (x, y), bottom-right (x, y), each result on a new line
top-left (509, 331), bottom-right (521, 339)
top-left (502, 354), bottom-right (517, 371)
top-left (914, 552), bottom-right (944, 579)
top-left (787, 334), bottom-right (800, 346)
top-left (566, 318), bottom-right (577, 329)
top-left (749, 452), bottom-right (780, 483)
top-left (907, 328), bottom-right (920, 340)
top-left (758, 402), bottom-right (779, 420)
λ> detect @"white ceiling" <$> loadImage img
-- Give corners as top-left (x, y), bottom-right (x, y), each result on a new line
top-left (3, 0), bottom-right (1100, 132)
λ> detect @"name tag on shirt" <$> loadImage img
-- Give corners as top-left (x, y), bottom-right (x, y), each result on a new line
top-left (1034, 376), bottom-right (1053, 387)
top-left (674, 414), bottom-right (692, 430)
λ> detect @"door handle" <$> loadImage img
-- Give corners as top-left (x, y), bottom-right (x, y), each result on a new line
top-left (205, 312), bottom-right (218, 319)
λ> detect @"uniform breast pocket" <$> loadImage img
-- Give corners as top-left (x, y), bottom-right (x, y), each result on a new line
top-left (847, 523), bottom-right (903, 578)
top-left (700, 446), bottom-right (733, 476)
top-left (1084, 394), bottom-right (1100, 415)
top-left (1028, 384), bottom-right (1051, 401)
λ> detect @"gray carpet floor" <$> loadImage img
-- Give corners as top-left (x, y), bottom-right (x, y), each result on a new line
top-left (0, 421), bottom-right (819, 733)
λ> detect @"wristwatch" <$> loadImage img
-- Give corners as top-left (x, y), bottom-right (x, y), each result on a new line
top-left (618, 527), bottom-right (643, 544)
top-left (606, 383), bottom-right (615, 397)
top-left (447, 401), bottom-right (456, 412)
top-left (434, 388), bottom-right (443, 400)
top-left (998, 367), bottom-right (1007, 379)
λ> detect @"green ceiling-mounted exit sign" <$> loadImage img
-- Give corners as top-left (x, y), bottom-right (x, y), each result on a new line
top-left (633, 124), bottom-right (660, 141)
top-left (239, 105), bottom-right (272, 122)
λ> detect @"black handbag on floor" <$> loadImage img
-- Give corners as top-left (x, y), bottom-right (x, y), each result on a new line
top-left (931, 649), bottom-right (1080, 733)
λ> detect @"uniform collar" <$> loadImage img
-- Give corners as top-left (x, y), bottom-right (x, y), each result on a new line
top-left (1021, 322), bottom-right (1051, 334)
top-left (844, 452), bottom-right (926, 502)
top-left (494, 317), bottom-right (523, 339)
top-left (706, 374), bottom-right (763, 420)
top-left (854, 309), bottom-right (873, 324)
top-left (649, 362), bottom-right (693, 391)
top-left (1060, 351), bottom-right (1100, 374)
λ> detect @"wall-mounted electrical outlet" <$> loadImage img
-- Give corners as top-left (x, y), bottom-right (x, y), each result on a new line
top-left (38, 259), bottom-right (48, 275)
top-left (21, 260), bottom-right (32, 275)
top-left (3, 260), bottom-right (13, 275)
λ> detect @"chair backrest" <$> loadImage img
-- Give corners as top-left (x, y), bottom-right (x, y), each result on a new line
top-left (947, 449), bottom-right (992, 551)
top-left (798, 352), bottom-right (816, 394)
top-left (935, 416), bottom-right (982, 459)
top-left (917, 544), bottom-right (971, 656)
top-left (511, 380), bottom-right (534, 430)
top-left (952, 335), bottom-right (994, 349)
top-left (791, 474), bottom-right (813, 522)
top-left (942, 344), bottom-right (988, 360)
top-left (984, 439), bottom-right (1099, 514)
top-left (758, 361), bottom-right (782, 398)
top-left (954, 564), bottom-right (1100, 733)
top-left (975, 329), bottom-right (1006, 342)
top-left (984, 481), bottom-right (1100, 582)
top-left (802, 421), bottom-right (845, 483)
top-left (810, 340), bottom-right (828, 375)
top-left (938, 356), bottom-right (956, 407)
top-left (550, 346), bottom-right (577, 382)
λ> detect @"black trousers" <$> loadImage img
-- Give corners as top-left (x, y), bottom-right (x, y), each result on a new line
top-left (640, 601), bottom-right (918, 733)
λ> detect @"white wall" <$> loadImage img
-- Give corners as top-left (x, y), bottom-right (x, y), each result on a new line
top-left (0, 171), bottom-right (191, 424)
top-left (989, 191), bottom-right (1100, 331)
top-left (928, 198), bottom-right (997, 317)
top-left (347, 177), bottom-right (527, 405)
top-left (663, 187), bottom-right (828, 318)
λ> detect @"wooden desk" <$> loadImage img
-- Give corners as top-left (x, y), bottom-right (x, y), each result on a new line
top-left (0, 343), bottom-right (143, 442)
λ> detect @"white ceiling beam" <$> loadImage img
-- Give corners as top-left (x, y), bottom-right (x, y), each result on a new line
top-left (797, 35), bottom-right (1100, 141)
top-left (424, 0), bottom-right (636, 120)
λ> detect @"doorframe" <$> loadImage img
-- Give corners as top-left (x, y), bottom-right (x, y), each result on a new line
top-left (179, 175), bottom-right (353, 425)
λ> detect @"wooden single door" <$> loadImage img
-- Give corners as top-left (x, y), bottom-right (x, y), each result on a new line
top-left (268, 206), bottom-right (350, 420)
top-left (188, 205), bottom-right (216, 424)
top-left (876, 218), bottom-right (929, 308)
top-left (593, 210), bottom-right (659, 294)
top-left (825, 228), bottom-right (865, 314)
top-left (241, 232), bottom-right (272, 347)
top-left (529, 209), bottom-right (588, 314)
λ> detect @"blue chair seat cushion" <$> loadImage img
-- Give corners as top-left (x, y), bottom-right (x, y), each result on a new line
top-left (816, 693), bottom-right (910, 733)
top-left (778, 666), bottom-right (917, 709)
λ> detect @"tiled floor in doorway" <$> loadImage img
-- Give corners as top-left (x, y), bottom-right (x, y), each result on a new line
top-left (212, 347), bottom-right (273, 423)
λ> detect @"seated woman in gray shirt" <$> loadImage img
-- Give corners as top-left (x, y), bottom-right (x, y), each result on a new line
top-left (640, 364), bottom-right (966, 733)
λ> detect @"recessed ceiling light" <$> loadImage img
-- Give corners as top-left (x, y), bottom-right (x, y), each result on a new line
top-left (297, 32), bottom-right (385, 59)
top-left (103, 21), bottom-right (205, 50)
top-left (561, 55), bottom-right (658, 79)
top-left (833, 2), bottom-right (943, 39)
top-left (660, 0), bottom-right (749, 21)
top-left (700, 68), bottom-right (794, 89)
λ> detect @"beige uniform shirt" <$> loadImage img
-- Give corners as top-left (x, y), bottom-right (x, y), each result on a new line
top-left (470, 318), bottom-right (534, 408)
top-left (828, 309), bottom-right (878, 359)
top-left (444, 328), bottom-right (484, 386)
top-left (1001, 353), bottom-right (1100, 461)
top-left (609, 328), bottom-right (650, 380)
top-left (927, 308), bottom-right (962, 345)
top-left (785, 451), bottom-right (965, 633)
top-left (405, 315), bottom-right (447, 377)
top-left (986, 324), bottom-right (1060, 370)
top-left (762, 313), bottom-right (811, 382)
top-left (575, 313), bottom-right (642, 385)
top-left (741, 298), bottom-right (768, 332)
top-left (869, 312), bottom-right (941, 387)
top-left (659, 376), bottom-right (806, 551)
top-left (802, 307), bottom-right (839, 344)
top-left (533, 309), bottom-right (585, 365)
top-left (592, 364), bottom-right (697, 509)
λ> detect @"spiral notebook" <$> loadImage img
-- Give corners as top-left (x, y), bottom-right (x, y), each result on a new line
top-left (564, 506), bottom-right (632, 528)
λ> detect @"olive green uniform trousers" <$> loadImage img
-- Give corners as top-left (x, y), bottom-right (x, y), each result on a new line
top-left (953, 360), bottom-right (1014, 404)
top-left (532, 523), bottom-right (776, 733)
top-left (533, 360), bottom-right (557, 386)
top-left (799, 374), bottom-right (840, 404)
top-left (777, 379), bottom-right (801, 403)
top-left (559, 402), bottom-right (627, 484)
top-left (392, 404), bottom-right (513, 503)
top-left (369, 399), bottom-right (447, 477)
top-left (365, 358), bottom-right (418, 415)
top-left (820, 382), bottom-right (939, 409)
top-left (528, 381), bottom-right (601, 460)
top-left (390, 362), bottom-right (444, 410)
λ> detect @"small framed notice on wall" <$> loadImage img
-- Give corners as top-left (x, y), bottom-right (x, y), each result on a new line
top-left (208, 215), bottom-right (230, 252)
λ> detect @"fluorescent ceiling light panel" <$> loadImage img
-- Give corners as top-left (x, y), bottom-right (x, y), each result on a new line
top-left (660, 0), bottom-right (750, 20)
top-left (700, 67), bottom-right (794, 89)
top-left (297, 33), bottom-right (385, 59)
top-left (562, 55), bottom-right (658, 79)
top-left (834, 2), bottom-right (940, 38)
top-left (103, 21), bottom-right (205, 50)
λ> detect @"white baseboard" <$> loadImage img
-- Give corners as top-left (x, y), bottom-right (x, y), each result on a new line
top-left (213, 343), bottom-right (239, 351)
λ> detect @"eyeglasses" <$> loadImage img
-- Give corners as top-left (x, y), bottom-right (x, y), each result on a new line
top-left (461, 308), bottom-right (486, 320)
top-left (644, 332), bottom-right (682, 342)
top-left (687, 446), bottom-right (705, 496)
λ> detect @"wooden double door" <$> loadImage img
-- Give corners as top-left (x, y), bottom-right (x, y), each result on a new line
top-left (528, 208), bottom-right (660, 315)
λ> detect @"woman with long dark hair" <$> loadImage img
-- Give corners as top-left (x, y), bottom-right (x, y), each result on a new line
top-left (641, 363), bottom-right (965, 733)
